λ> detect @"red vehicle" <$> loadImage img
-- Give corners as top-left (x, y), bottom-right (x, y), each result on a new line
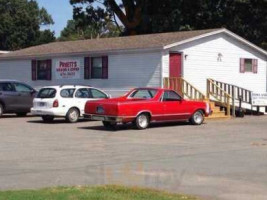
top-left (84, 88), bottom-right (212, 129)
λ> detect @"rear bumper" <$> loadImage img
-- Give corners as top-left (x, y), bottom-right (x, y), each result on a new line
top-left (31, 108), bottom-right (66, 117)
top-left (83, 114), bottom-right (124, 122)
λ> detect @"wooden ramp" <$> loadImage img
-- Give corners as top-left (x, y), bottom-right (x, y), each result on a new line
top-left (163, 77), bottom-right (230, 119)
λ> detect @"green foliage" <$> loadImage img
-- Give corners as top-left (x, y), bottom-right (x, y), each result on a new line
top-left (58, 18), bottom-right (122, 41)
top-left (0, 185), bottom-right (198, 200)
top-left (0, 0), bottom-right (55, 50)
top-left (70, 0), bottom-right (267, 49)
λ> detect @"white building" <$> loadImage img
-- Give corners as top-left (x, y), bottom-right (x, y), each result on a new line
top-left (0, 28), bottom-right (266, 100)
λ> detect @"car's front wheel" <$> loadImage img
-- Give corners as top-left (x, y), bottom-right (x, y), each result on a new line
top-left (66, 108), bottom-right (80, 123)
top-left (190, 110), bottom-right (204, 125)
top-left (42, 116), bottom-right (54, 123)
top-left (135, 113), bottom-right (150, 129)
top-left (0, 104), bottom-right (3, 117)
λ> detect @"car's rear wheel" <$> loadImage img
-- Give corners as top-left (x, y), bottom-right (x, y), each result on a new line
top-left (190, 110), bottom-right (204, 125)
top-left (102, 121), bottom-right (117, 129)
top-left (16, 112), bottom-right (27, 117)
top-left (0, 104), bottom-right (3, 117)
top-left (66, 108), bottom-right (80, 123)
top-left (135, 113), bottom-right (150, 129)
top-left (42, 116), bottom-right (54, 123)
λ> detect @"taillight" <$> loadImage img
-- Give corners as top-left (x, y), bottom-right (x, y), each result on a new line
top-left (53, 99), bottom-right (59, 107)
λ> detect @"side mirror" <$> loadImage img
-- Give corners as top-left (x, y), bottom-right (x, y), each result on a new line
top-left (30, 89), bottom-right (36, 95)
top-left (106, 94), bottom-right (112, 99)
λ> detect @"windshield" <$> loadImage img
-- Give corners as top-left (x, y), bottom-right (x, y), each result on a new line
top-left (37, 88), bottom-right (56, 98)
top-left (129, 89), bottom-right (158, 99)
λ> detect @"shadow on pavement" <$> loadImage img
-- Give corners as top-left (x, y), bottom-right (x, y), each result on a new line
top-left (27, 118), bottom-right (90, 124)
top-left (0, 114), bottom-right (35, 119)
top-left (78, 121), bottom-right (193, 132)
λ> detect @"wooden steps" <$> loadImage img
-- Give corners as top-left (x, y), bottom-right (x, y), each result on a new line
top-left (206, 101), bottom-right (231, 120)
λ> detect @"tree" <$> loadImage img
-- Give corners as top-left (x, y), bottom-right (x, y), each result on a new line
top-left (59, 18), bottom-right (122, 41)
top-left (70, 0), bottom-right (266, 50)
top-left (0, 0), bottom-right (55, 50)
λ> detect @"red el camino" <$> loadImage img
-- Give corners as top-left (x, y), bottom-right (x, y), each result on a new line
top-left (84, 88), bottom-right (212, 129)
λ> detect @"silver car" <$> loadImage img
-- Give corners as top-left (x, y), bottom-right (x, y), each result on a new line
top-left (0, 80), bottom-right (36, 117)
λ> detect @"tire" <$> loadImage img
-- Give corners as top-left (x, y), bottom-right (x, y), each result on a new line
top-left (66, 108), bottom-right (80, 123)
top-left (16, 112), bottom-right (27, 117)
top-left (135, 113), bottom-right (150, 130)
top-left (102, 121), bottom-right (117, 129)
top-left (42, 116), bottom-right (54, 123)
top-left (0, 104), bottom-right (3, 117)
top-left (190, 110), bottom-right (204, 125)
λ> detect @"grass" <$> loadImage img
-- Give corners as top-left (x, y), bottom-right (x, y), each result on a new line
top-left (0, 185), bottom-right (199, 200)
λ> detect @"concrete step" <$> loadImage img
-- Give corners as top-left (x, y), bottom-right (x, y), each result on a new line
top-left (206, 115), bottom-right (231, 120)
top-left (212, 107), bottom-right (221, 112)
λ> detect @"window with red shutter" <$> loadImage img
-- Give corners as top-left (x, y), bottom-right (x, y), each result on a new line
top-left (33, 59), bottom-right (52, 80)
top-left (240, 58), bottom-right (258, 73)
top-left (89, 56), bottom-right (108, 79)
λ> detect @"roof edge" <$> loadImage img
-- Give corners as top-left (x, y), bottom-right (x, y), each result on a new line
top-left (164, 28), bottom-right (267, 58)
top-left (0, 47), bottom-right (163, 61)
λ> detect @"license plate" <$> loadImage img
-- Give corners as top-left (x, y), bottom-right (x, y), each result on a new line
top-left (39, 102), bottom-right (46, 107)
top-left (92, 116), bottom-right (105, 121)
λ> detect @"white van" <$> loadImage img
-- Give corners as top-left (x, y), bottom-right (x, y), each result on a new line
top-left (31, 85), bottom-right (109, 123)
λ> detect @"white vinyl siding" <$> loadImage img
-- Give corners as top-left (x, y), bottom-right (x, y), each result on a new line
top-left (165, 33), bottom-right (266, 94)
top-left (0, 51), bottom-right (162, 96)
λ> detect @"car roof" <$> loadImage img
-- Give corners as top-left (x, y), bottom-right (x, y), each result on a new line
top-left (0, 79), bottom-right (21, 83)
top-left (39, 85), bottom-right (94, 89)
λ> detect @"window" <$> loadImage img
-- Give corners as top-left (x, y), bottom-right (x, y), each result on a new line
top-left (37, 61), bottom-right (50, 80)
top-left (245, 59), bottom-right (253, 72)
top-left (14, 83), bottom-right (32, 93)
top-left (60, 89), bottom-right (75, 98)
top-left (162, 91), bottom-right (182, 101)
top-left (0, 83), bottom-right (15, 92)
top-left (84, 56), bottom-right (108, 79)
top-left (240, 58), bottom-right (258, 73)
top-left (90, 89), bottom-right (108, 99)
top-left (129, 89), bottom-right (157, 99)
top-left (92, 57), bottom-right (103, 79)
top-left (75, 88), bottom-right (90, 98)
top-left (37, 88), bottom-right (56, 99)
top-left (32, 60), bottom-right (52, 81)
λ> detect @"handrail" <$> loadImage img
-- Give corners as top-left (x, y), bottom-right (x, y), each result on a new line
top-left (163, 77), bottom-right (206, 100)
top-left (209, 79), bottom-right (252, 104)
top-left (207, 79), bottom-right (231, 116)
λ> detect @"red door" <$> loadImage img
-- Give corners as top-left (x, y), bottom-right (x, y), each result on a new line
top-left (169, 53), bottom-right (182, 77)
top-left (169, 53), bottom-right (182, 93)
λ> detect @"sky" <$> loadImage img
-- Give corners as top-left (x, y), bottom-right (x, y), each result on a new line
top-left (36, 0), bottom-right (73, 37)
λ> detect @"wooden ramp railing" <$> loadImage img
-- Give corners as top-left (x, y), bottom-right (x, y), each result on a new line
top-left (207, 79), bottom-right (232, 116)
top-left (209, 79), bottom-right (252, 105)
top-left (163, 77), bottom-right (206, 100)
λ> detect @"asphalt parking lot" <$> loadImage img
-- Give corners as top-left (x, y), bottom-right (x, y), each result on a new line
top-left (1, 115), bottom-right (267, 200)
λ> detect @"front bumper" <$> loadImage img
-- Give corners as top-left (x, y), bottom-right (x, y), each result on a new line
top-left (83, 114), bottom-right (123, 122)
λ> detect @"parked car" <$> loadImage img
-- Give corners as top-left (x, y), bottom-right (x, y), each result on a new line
top-left (0, 80), bottom-right (36, 117)
top-left (31, 85), bottom-right (110, 123)
top-left (84, 88), bottom-right (212, 129)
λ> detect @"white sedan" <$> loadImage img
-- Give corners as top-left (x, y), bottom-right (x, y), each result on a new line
top-left (31, 85), bottom-right (109, 123)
